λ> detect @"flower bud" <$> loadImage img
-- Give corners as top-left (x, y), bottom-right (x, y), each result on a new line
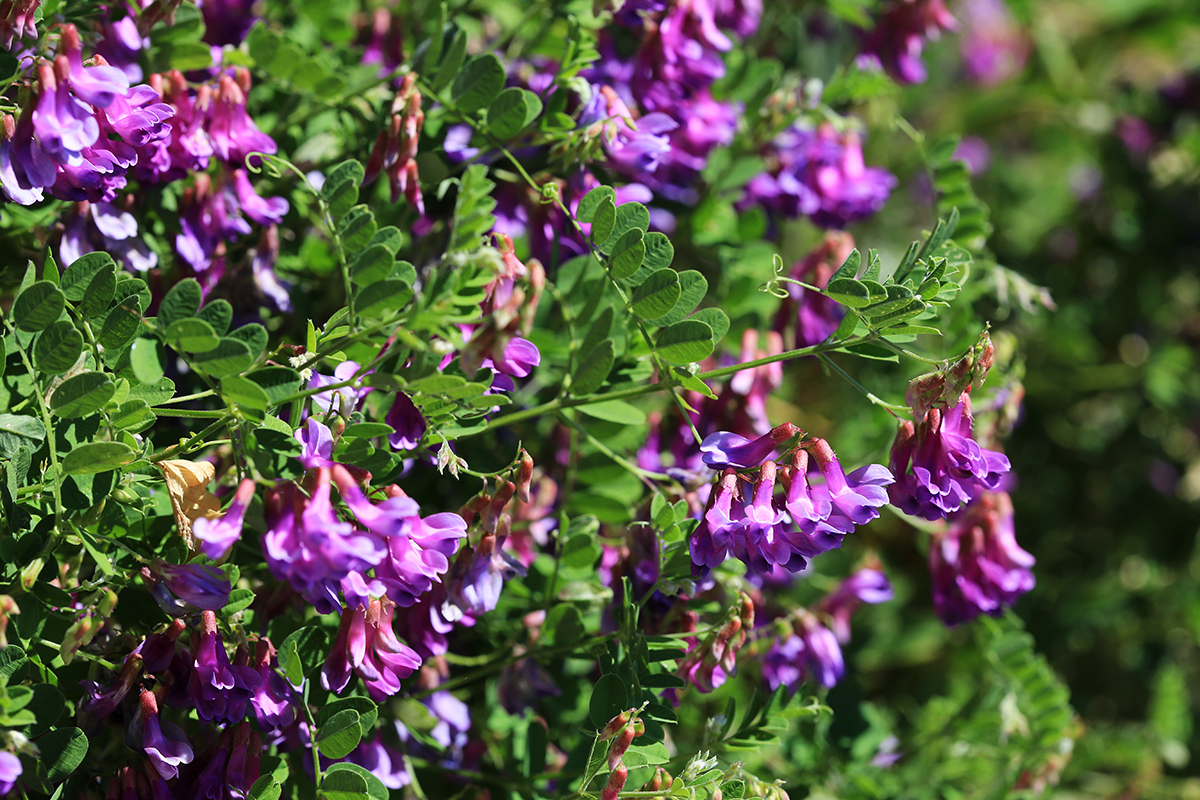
top-left (600, 710), bottom-right (632, 739)
top-left (607, 724), bottom-right (635, 770)
top-left (601, 764), bottom-right (628, 800)
top-left (515, 450), bottom-right (534, 503)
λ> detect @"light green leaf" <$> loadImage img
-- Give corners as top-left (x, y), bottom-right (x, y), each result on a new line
top-left (197, 298), bottom-right (233, 336)
top-left (317, 709), bottom-right (364, 759)
top-left (50, 372), bottom-right (115, 418)
top-left (61, 442), bottom-right (135, 474)
top-left (656, 320), bottom-right (716, 365)
top-left (578, 400), bottom-right (646, 425)
top-left (451, 53), bottom-right (505, 113)
top-left (641, 232), bottom-right (674, 272)
top-left (190, 338), bottom-right (255, 378)
top-left (649, 270), bottom-right (707, 326)
top-left (631, 269), bottom-right (681, 320)
top-left (130, 337), bottom-right (165, 384)
top-left (221, 376), bottom-right (270, 412)
top-left (165, 318), bottom-right (220, 353)
top-left (571, 339), bottom-right (614, 396)
top-left (608, 229), bottom-right (645, 280)
top-left (157, 278), bottom-right (202, 329)
top-left (576, 186), bottom-right (615, 223)
top-left (590, 196), bottom-right (616, 244)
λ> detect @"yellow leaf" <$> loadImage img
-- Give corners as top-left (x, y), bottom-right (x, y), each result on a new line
top-left (157, 459), bottom-right (221, 549)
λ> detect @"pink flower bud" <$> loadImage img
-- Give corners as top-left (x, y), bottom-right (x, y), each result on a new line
top-left (601, 764), bottom-right (628, 800)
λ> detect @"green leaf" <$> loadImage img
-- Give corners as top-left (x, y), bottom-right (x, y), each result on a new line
top-left (197, 298), bottom-right (233, 336)
top-left (130, 338), bottom-right (165, 385)
top-left (825, 278), bottom-right (871, 308)
top-left (247, 367), bottom-right (302, 406)
top-left (649, 270), bottom-right (707, 326)
top-left (431, 29), bottom-right (466, 93)
top-left (76, 268), bottom-right (117, 319)
top-left (577, 186), bottom-right (615, 223)
top-left (318, 697), bottom-right (379, 733)
top-left (323, 764), bottom-right (388, 800)
top-left (0, 415), bottom-right (45, 459)
top-left (571, 339), bottom-right (614, 396)
top-left (543, 604), bottom-right (585, 646)
top-left (588, 674), bottom-right (629, 728)
top-left (342, 422), bottom-right (393, 439)
top-left (368, 226), bottom-right (404, 256)
top-left (98, 295), bottom-right (144, 350)
top-left (486, 87), bottom-right (542, 139)
top-left (61, 442), bottom-right (135, 475)
top-left (720, 780), bottom-right (747, 800)
top-left (111, 400), bottom-right (154, 431)
top-left (190, 338), bottom-right (255, 378)
top-left (830, 248), bottom-right (861, 282)
top-left (221, 376), bottom-right (270, 412)
top-left (60, 252), bottom-right (116, 302)
top-left (631, 269), bottom-right (681, 320)
top-left (641, 232), bottom-right (674, 272)
top-left (317, 709), bottom-right (364, 760)
top-left (578, 400), bottom-right (646, 425)
top-left (350, 245), bottom-right (395, 286)
top-left (20, 683), bottom-right (65, 737)
top-left (228, 323), bottom-right (268, 359)
top-left (656, 319), bottom-right (715, 365)
top-left (165, 318), bottom-right (220, 353)
top-left (338, 205), bottom-right (378, 253)
top-left (157, 278), bottom-right (202, 329)
top-left (50, 372), bottom-right (115, 418)
top-left (358, 280), bottom-right (413, 319)
top-left (40, 727), bottom-right (88, 783)
top-left (34, 321), bottom-right (84, 374)
top-left (319, 768), bottom-right (370, 800)
top-left (248, 775), bottom-right (282, 800)
top-left (322, 160), bottom-right (366, 217)
top-left (608, 229), bottom-right (645, 280)
top-left (623, 741), bottom-right (671, 768)
top-left (590, 196), bottom-right (616, 244)
top-left (452, 53), bottom-right (505, 113)
top-left (221, 588), bottom-right (256, 616)
top-left (13, 281), bottom-right (65, 331)
top-left (602, 202), bottom-right (650, 252)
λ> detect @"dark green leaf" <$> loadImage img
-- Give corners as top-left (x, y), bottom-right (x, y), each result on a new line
top-left (197, 298), bottom-right (233, 336)
top-left (165, 318), bottom-right (220, 353)
top-left (826, 278), bottom-right (871, 308)
top-left (13, 281), bottom-right (65, 331)
top-left (157, 278), bottom-right (202, 329)
top-left (0, 415), bottom-right (45, 459)
top-left (350, 245), bottom-right (395, 286)
top-left (486, 87), bottom-right (541, 139)
top-left (431, 29), bottom-right (466, 93)
top-left (342, 422), bottom-right (393, 439)
top-left (41, 727), bottom-right (88, 783)
top-left (50, 372), bottom-right (115, 418)
top-left (221, 588), bottom-right (256, 616)
top-left (60, 252), bottom-right (116, 302)
top-left (247, 367), bottom-right (302, 406)
top-left (830, 248), bottom-right (861, 282)
top-left (227, 324), bottom-right (268, 359)
top-left (648, 270), bottom-right (706, 326)
top-left (323, 764), bottom-right (388, 800)
top-left (642, 232), bottom-right (674, 272)
top-left (20, 683), bottom-right (64, 737)
top-left (590, 196), bottom-right (616, 244)
top-left (601, 202), bottom-right (650, 251)
top-left (576, 186), bottom-right (615, 223)
top-left (190, 338), bottom-right (254, 378)
top-left (34, 321), bottom-right (83, 374)
top-left (318, 697), bottom-right (379, 734)
top-left (608, 229), bottom-right (645, 280)
top-left (221, 376), bottom-right (270, 412)
top-left (61, 442), bottom-right (135, 475)
top-left (368, 226), bottom-right (404, 256)
top-left (571, 339), bottom-right (614, 396)
top-left (76, 268), bottom-right (116, 319)
top-left (322, 160), bottom-right (366, 217)
top-left (588, 674), bottom-right (629, 728)
top-left (98, 295), bottom-right (144, 350)
top-left (112, 400), bottom-right (154, 431)
top-left (451, 53), bottom-right (505, 113)
top-left (656, 319), bottom-right (716, 365)
top-left (317, 709), bottom-right (364, 759)
top-left (319, 768), bottom-right (369, 800)
top-left (358, 280), bottom-right (413, 318)
top-left (631, 269), bottom-right (681, 320)
top-left (338, 205), bottom-right (378, 253)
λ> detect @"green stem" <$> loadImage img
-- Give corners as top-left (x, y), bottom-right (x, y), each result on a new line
top-left (155, 390), bottom-right (216, 406)
top-left (817, 353), bottom-right (907, 414)
top-left (2, 317), bottom-right (64, 526)
top-left (149, 413), bottom-right (235, 462)
top-left (557, 412), bottom-right (671, 487)
top-left (151, 408), bottom-right (226, 419)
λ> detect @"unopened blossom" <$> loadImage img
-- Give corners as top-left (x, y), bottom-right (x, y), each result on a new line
top-left (363, 76), bottom-right (425, 213)
top-left (193, 478), bottom-right (255, 560)
top-left (700, 423), bottom-right (800, 469)
top-left (208, 69), bottom-right (276, 166)
top-left (140, 689), bottom-right (194, 780)
top-left (888, 397), bottom-right (1010, 520)
top-left (187, 610), bottom-right (261, 724)
top-left (321, 598), bottom-right (423, 701)
top-left (930, 491), bottom-right (1034, 625)
top-left (0, 0), bottom-right (38, 51)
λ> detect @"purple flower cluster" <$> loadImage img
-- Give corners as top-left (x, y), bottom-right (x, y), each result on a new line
top-left (690, 436), bottom-right (893, 577)
top-left (859, 0), bottom-right (958, 85)
top-left (762, 567), bottom-right (893, 691)
top-left (188, 610), bottom-right (261, 724)
top-left (322, 597), bottom-right (423, 701)
top-left (741, 124), bottom-right (897, 229)
top-left (930, 491), bottom-right (1035, 625)
top-left (888, 398), bottom-right (1011, 520)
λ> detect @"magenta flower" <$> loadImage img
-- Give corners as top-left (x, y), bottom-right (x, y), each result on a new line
top-left (140, 689), bottom-right (194, 780)
top-left (295, 417), bottom-right (337, 468)
top-left (390, 585), bottom-right (461, 660)
top-left (888, 399), bottom-right (1011, 520)
top-left (250, 639), bottom-right (296, 737)
top-left (930, 491), bottom-right (1035, 626)
top-left (307, 362), bottom-right (370, 416)
top-left (762, 611), bottom-right (843, 691)
top-left (689, 469), bottom-right (742, 570)
top-left (81, 650), bottom-right (145, 719)
top-left (806, 438), bottom-right (894, 531)
top-left (149, 560), bottom-right (231, 611)
top-left (0, 0), bottom-right (38, 50)
top-left (700, 422), bottom-right (800, 469)
top-left (194, 478), bottom-right (255, 560)
top-left (344, 733), bottom-right (411, 789)
top-left (262, 469), bottom-right (386, 614)
top-left (60, 24), bottom-right (130, 109)
top-left (31, 63), bottom-right (99, 164)
top-left (959, 0), bottom-right (1028, 86)
top-left (859, 0), bottom-right (958, 85)
top-left (321, 598), bottom-right (423, 701)
top-left (446, 533), bottom-right (527, 615)
top-left (0, 114), bottom-right (47, 205)
top-left (187, 610), bottom-right (261, 724)
top-left (208, 71), bottom-right (277, 166)
top-left (0, 751), bottom-right (19, 795)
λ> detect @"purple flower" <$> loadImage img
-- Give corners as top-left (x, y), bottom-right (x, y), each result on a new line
top-left (95, 16), bottom-right (147, 82)
top-left (0, 751), bottom-right (20, 795)
top-left (446, 533), bottom-right (527, 615)
top-left (208, 70), bottom-right (277, 166)
top-left (390, 585), bottom-right (460, 660)
top-left (888, 399), bottom-right (1011, 520)
top-left (308, 362), bottom-right (370, 416)
top-left (859, 0), bottom-right (958, 85)
top-left (149, 560), bottom-right (231, 611)
top-left (772, 233), bottom-right (854, 349)
top-left (690, 469), bottom-right (742, 570)
top-left (386, 392), bottom-right (426, 451)
top-left (193, 478), bottom-right (255, 560)
top-left (250, 639), bottom-right (297, 738)
top-left (140, 689), bottom-right (195, 780)
top-left (262, 469), bottom-right (387, 614)
top-left (580, 85), bottom-right (678, 174)
top-left (0, 0), bottom-right (38, 51)
top-left (762, 611), bottom-right (843, 691)
top-left (59, 27), bottom-right (130, 109)
top-left (806, 438), bottom-right (893, 531)
top-left (0, 114), bottom-right (46, 205)
top-left (959, 0), bottom-right (1027, 86)
top-left (397, 690), bottom-right (471, 757)
top-left (200, 0), bottom-right (259, 47)
top-left (295, 417), bottom-right (337, 468)
top-left (930, 491), bottom-right (1034, 625)
top-left (232, 168), bottom-right (289, 224)
top-left (59, 200), bottom-right (159, 272)
top-left (700, 423), bottom-right (800, 469)
top-left (820, 566), bottom-right (894, 643)
top-left (187, 610), bottom-right (261, 724)
top-left (31, 63), bottom-right (99, 164)
top-left (321, 598), bottom-right (423, 701)
top-left (344, 734), bottom-right (411, 789)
